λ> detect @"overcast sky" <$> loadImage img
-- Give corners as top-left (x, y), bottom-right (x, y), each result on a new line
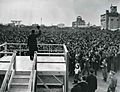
top-left (0, 0), bottom-right (120, 26)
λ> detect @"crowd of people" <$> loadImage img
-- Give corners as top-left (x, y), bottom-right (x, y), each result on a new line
top-left (71, 69), bottom-right (117, 92)
top-left (0, 25), bottom-right (119, 92)
top-left (0, 25), bottom-right (120, 70)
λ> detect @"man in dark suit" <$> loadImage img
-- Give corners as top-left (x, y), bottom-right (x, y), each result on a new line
top-left (78, 76), bottom-right (88, 92)
top-left (27, 26), bottom-right (41, 60)
top-left (71, 80), bottom-right (81, 92)
top-left (86, 69), bottom-right (97, 92)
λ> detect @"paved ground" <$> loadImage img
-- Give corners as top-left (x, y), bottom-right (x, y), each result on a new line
top-left (0, 70), bottom-right (120, 92)
top-left (37, 70), bottom-right (120, 92)
top-left (68, 70), bottom-right (120, 92)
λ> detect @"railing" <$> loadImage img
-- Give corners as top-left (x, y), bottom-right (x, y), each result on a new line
top-left (29, 51), bottom-right (37, 92)
top-left (0, 42), bottom-right (7, 52)
top-left (63, 44), bottom-right (69, 92)
top-left (0, 42), bottom-right (65, 56)
top-left (0, 51), bottom-right (16, 92)
top-left (37, 44), bottom-right (68, 92)
top-left (0, 42), bottom-right (68, 92)
top-left (0, 42), bottom-right (8, 57)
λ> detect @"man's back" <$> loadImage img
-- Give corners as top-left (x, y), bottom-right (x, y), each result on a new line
top-left (27, 28), bottom-right (41, 50)
top-left (78, 81), bottom-right (88, 92)
top-left (28, 34), bottom-right (37, 48)
top-left (71, 84), bottom-right (81, 92)
top-left (27, 26), bottom-right (41, 60)
top-left (86, 69), bottom-right (97, 92)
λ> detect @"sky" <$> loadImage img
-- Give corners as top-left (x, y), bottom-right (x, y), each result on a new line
top-left (0, 0), bottom-right (120, 26)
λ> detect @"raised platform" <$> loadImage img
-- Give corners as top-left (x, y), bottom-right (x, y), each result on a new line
top-left (0, 56), bottom-right (66, 75)
top-left (0, 43), bottom-right (68, 92)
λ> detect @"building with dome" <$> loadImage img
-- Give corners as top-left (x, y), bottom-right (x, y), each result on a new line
top-left (72, 16), bottom-right (86, 27)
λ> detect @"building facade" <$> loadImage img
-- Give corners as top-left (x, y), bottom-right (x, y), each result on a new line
top-left (72, 16), bottom-right (86, 27)
top-left (101, 5), bottom-right (120, 30)
top-left (57, 23), bottom-right (65, 28)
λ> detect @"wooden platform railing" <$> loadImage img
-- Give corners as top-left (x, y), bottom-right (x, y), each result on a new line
top-left (0, 42), bottom-right (7, 52)
top-left (63, 44), bottom-right (69, 92)
top-left (0, 42), bottom-right (68, 92)
top-left (0, 51), bottom-right (16, 92)
top-left (0, 42), bottom-right (66, 56)
top-left (37, 46), bottom-right (68, 92)
top-left (29, 51), bottom-right (37, 92)
top-left (0, 42), bottom-right (8, 57)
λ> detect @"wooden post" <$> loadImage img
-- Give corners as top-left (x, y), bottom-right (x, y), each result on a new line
top-left (34, 51), bottom-right (37, 70)
top-left (49, 45), bottom-right (50, 55)
top-left (62, 83), bottom-right (64, 92)
top-left (63, 74), bottom-right (66, 92)
top-left (13, 51), bottom-right (16, 71)
top-left (65, 52), bottom-right (68, 92)
top-left (34, 51), bottom-right (37, 92)
top-left (34, 71), bottom-right (37, 92)
top-left (20, 44), bottom-right (21, 56)
top-left (4, 42), bottom-right (7, 56)
top-left (63, 44), bottom-right (68, 92)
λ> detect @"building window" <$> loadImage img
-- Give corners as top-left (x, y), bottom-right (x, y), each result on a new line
top-left (101, 19), bottom-right (105, 21)
top-left (111, 19), bottom-right (113, 21)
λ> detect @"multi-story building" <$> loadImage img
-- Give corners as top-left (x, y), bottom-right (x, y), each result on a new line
top-left (57, 23), bottom-right (65, 28)
top-left (101, 5), bottom-right (120, 30)
top-left (72, 16), bottom-right (86, 27)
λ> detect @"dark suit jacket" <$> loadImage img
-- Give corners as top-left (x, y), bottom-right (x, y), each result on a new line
top-left (78, 81), bottom-right (88, 92)
top-left (27, 31), bottom-right (41, 52)
top-left (71, 84), bottom-right (81, 92)
top-left (86, 74), bottom-right (97, 92)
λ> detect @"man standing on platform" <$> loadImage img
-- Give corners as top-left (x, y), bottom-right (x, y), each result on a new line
top-left (27, 26), bottom-right (41, 60)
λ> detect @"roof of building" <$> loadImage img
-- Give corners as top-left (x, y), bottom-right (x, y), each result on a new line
top-left (107, 12), bottom-right (119, 17)
top-left (101, 12), bottom-right (119, 17)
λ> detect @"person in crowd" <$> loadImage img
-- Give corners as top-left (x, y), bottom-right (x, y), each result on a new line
top-left (78, 76), bottom-right (88, 92)
top-left (71, 80), bottom-right (81, 92)
top-left (107, 55), bottom-right (113, 72)
top-left (82, 55), bottom-right (90, 75)
top-left (107, 71), bottom-right (117, 92)
top-left (69, 52), bottom-right (75, 76)
top-left (73, 62), bottom-right (81, 84)
top-left (101, 58), bottom-right (108, 82)
top-left (27, 26), bottom-right (41, 60)
top-left (86, 69), bottom-right (97, 92)
top-left (91, 56), bottom-right (98, 75)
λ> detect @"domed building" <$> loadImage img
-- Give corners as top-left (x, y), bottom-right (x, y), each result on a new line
top-left (72, 16), bottom-right (86, 27)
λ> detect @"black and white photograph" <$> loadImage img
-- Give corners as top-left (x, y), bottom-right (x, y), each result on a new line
top-left (0, 0), bottom-right (120, 92)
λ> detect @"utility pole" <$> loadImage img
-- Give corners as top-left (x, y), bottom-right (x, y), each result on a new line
top-left (41, 18), bottom-right (42, 25)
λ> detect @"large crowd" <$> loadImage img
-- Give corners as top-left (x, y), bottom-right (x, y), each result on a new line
top-left (0, 25), bottom-right (120, 92)
top-left (0, 25), bottom-right (120, 72)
